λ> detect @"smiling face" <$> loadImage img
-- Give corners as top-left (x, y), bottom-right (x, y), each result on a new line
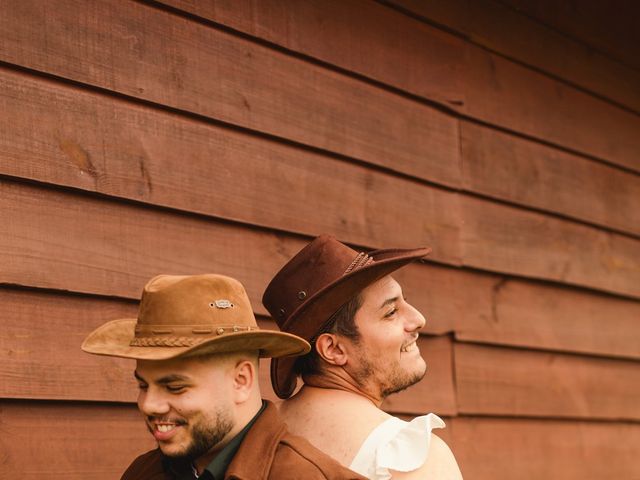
top-left (345, 275), bottom-right (427, 399)
top-left (135, 354), bottom-right (237, 467)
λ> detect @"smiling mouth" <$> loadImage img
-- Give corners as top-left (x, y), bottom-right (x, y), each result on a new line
top-left (148, 417), bottom-right (187, 436)
top-left (400, 340), bottom-right (418, 352)
top-left (156, 424), bottom-right (177, 433)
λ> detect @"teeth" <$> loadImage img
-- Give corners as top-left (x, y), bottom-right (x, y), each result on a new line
top-left (401, 341), bottom-right (416, 352)
top-left (157, 424), bottom-right (175, 433)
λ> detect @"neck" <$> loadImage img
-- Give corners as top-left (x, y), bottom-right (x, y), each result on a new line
top-left (192, 396), bottom-right (262, 475)
top-left (302, 368), bottom-right (383, 407)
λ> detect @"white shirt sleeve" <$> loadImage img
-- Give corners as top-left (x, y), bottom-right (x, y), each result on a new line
top-left (349, 414), bottom-right (445, 480)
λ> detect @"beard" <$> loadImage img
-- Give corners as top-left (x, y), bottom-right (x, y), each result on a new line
top-left (153, 407), bottom-right (234, 469)
top-left (352, 349), bottom-right (427, 399)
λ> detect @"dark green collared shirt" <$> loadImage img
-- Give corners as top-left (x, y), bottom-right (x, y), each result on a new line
top-left (176, 401), bottom-right (267, 480)
top-left (200, 402), bottom-right (267, 480)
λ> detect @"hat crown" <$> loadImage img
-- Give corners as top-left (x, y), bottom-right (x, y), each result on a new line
top-left (263, 235), bottom-right (362, 328)
top-left (137, 274), bottom-right (256, 330)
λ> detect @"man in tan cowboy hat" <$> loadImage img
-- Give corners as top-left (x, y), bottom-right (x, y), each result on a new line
top-left (263, 235), bottom-right (463, 479)
top-left (82, 273), bottom-right (365, 480)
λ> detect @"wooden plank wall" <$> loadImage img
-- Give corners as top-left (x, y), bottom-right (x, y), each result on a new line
top-left (1, 1), bottom-right (638, 478)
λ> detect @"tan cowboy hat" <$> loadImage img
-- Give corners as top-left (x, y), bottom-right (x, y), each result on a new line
top-left (262, 234), bottom-right (431, 398)
top-left (82, 274), bottom-right (310, 360)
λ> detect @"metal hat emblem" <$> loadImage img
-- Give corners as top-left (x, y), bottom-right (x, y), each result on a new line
top-left (213, 299), bottom-right (234, 309)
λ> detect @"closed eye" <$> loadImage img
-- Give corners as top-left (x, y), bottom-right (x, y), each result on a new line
top-left (384, 307), bottom-right (398, 318)
top-left (166, 385), bottom-right (186, 393)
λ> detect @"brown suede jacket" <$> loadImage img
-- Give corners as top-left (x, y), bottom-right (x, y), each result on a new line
top-left (120, 401), bottom-right (365, 480)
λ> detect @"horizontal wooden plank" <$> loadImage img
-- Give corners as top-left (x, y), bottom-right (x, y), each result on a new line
top-left (3, 172), bottom-right (639, 321)
top-left (0, 181), bottom-right (302, 307)
top-left (0, 67), bottom-right (461, 264)
top-left (455, 342), bottom-right (640, 420)
top-left (461, 121), bottom-right (640, 237)
top-left (455, 277), bottom-right (640, 360)
top-left (7, 39), bottom-right (631, 247)
top-left (460, 195), bottom-right (640, 299)
top-left (449, 416), bottom-right (640, 480)
top-left (387, 0), bottom-right (640, 112)
top-left (3, 71), bottom-right (640, 299)
top-left (462, 45), bottom-right (640, 173)
top-left (159, 0), bottom-right (640, 172)
top-left (0, 0), bottom-right (461, 187)
top-left (157, 0), bottom-right (466, 107)
top-left (0, 400), bottom-right (155, 479)
top-left (0, 287), bottom-right (457, 414)
top-left (502, 0), bottom-right (640, 71)
top-left (0, 180), bottom-right (459, 331)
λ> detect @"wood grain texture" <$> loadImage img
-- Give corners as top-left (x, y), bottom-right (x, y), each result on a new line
top-left (0, 67), bottom-right (461, 263)
top-left (0, 0), bottom-right (460, 187)
top-left (157, 0), bottom-right (466, 107)
top-left (449, 416), bottom-right (640, 480)
top-left (461, 195), bottom-right (640, 299)
top-left (455, 342), bottom-right (640, 420)
top-left (0, 400), bottom-right (155, 479)
top-left (502, 0), bottom-right (640, 70)
top-left (455, 278), bottom-right (640, 360)
top-left (157, 0), bottom-right (640, 172)
top-left (386, 0), bottom-right (640, 112)
top-left (461, 121), bottom-right (640, 237)
top-left (3, 173), bottom-right (639, 305)
top-left (0, 180), bottom-right (460, 330)
top-left (462, 45), bottom-right (640, 173)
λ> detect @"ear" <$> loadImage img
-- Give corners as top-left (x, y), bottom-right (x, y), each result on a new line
top-left (231, 359), bottom-right (256, 403)
top-left (315, 333), bottom-right (349, 366)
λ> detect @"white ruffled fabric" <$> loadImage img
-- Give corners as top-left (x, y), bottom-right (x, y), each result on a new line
top-left (349, 414), bottom-right (445, 480)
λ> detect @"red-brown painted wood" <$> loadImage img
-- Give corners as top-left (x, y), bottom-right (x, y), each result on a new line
top-left (156, 0), bottom-right (640, 171)
top-left (387, 0), bottom-right (640, 112)
top-left (461, 195), bottom-right (640, 298)
top-left (0, 67), bottom-right (461, 263)
top-left (0, 0), bottom-right (460, 187)
top-left (502, 0), bottom-right (640, 70)
top-left (455, 342), bottom-right (640, 420)
top-left (449, 416), bottom-right (640, 480)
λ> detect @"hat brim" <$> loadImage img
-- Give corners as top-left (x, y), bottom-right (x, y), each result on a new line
top-left (82, 318), bottom-right (310, 361)
top-left (271, 246), bottom-right (431, 398)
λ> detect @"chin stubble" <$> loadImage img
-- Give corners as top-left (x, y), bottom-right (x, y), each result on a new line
top-left (160, 407), bottom-right (234, 467)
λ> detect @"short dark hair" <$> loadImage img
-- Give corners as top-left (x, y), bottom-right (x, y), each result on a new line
top-left (294, 293), bottom-right (362, 377)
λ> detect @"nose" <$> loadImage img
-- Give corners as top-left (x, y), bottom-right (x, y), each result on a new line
top-left (404, 301), bottom-right (426, 332)
top-left (138, 388), bottom-right (170, 417)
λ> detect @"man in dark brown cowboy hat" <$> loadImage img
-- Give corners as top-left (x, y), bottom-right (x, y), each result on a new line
top-left (82, 273), bottom-right (365, 480)
top-left (263, 235), bottom-right (463, 479)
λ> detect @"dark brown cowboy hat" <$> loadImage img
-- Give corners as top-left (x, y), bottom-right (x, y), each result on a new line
top-left (262, 234), bottom-right (431, 398)
top-left (82, 274), bottom-right (310, 360)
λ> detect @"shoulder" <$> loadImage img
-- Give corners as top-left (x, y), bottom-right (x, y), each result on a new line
top-left (120, 449), bottom-right (171, 480)
top-left (268, 431), bottom-right (366, 480)
top-left (392, 433), bottom-right (463, 480)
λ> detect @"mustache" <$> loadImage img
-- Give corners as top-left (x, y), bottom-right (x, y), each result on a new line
top-left (147, 416), bottom-right (188, 425)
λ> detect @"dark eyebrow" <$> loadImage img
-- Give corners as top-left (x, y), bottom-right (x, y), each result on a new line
top-left (133, 371), bottom-right (190, 384)
top-left (379, 296), bottom-right (400, 310)
top-left (155, 374), bottom-right (191, 384)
